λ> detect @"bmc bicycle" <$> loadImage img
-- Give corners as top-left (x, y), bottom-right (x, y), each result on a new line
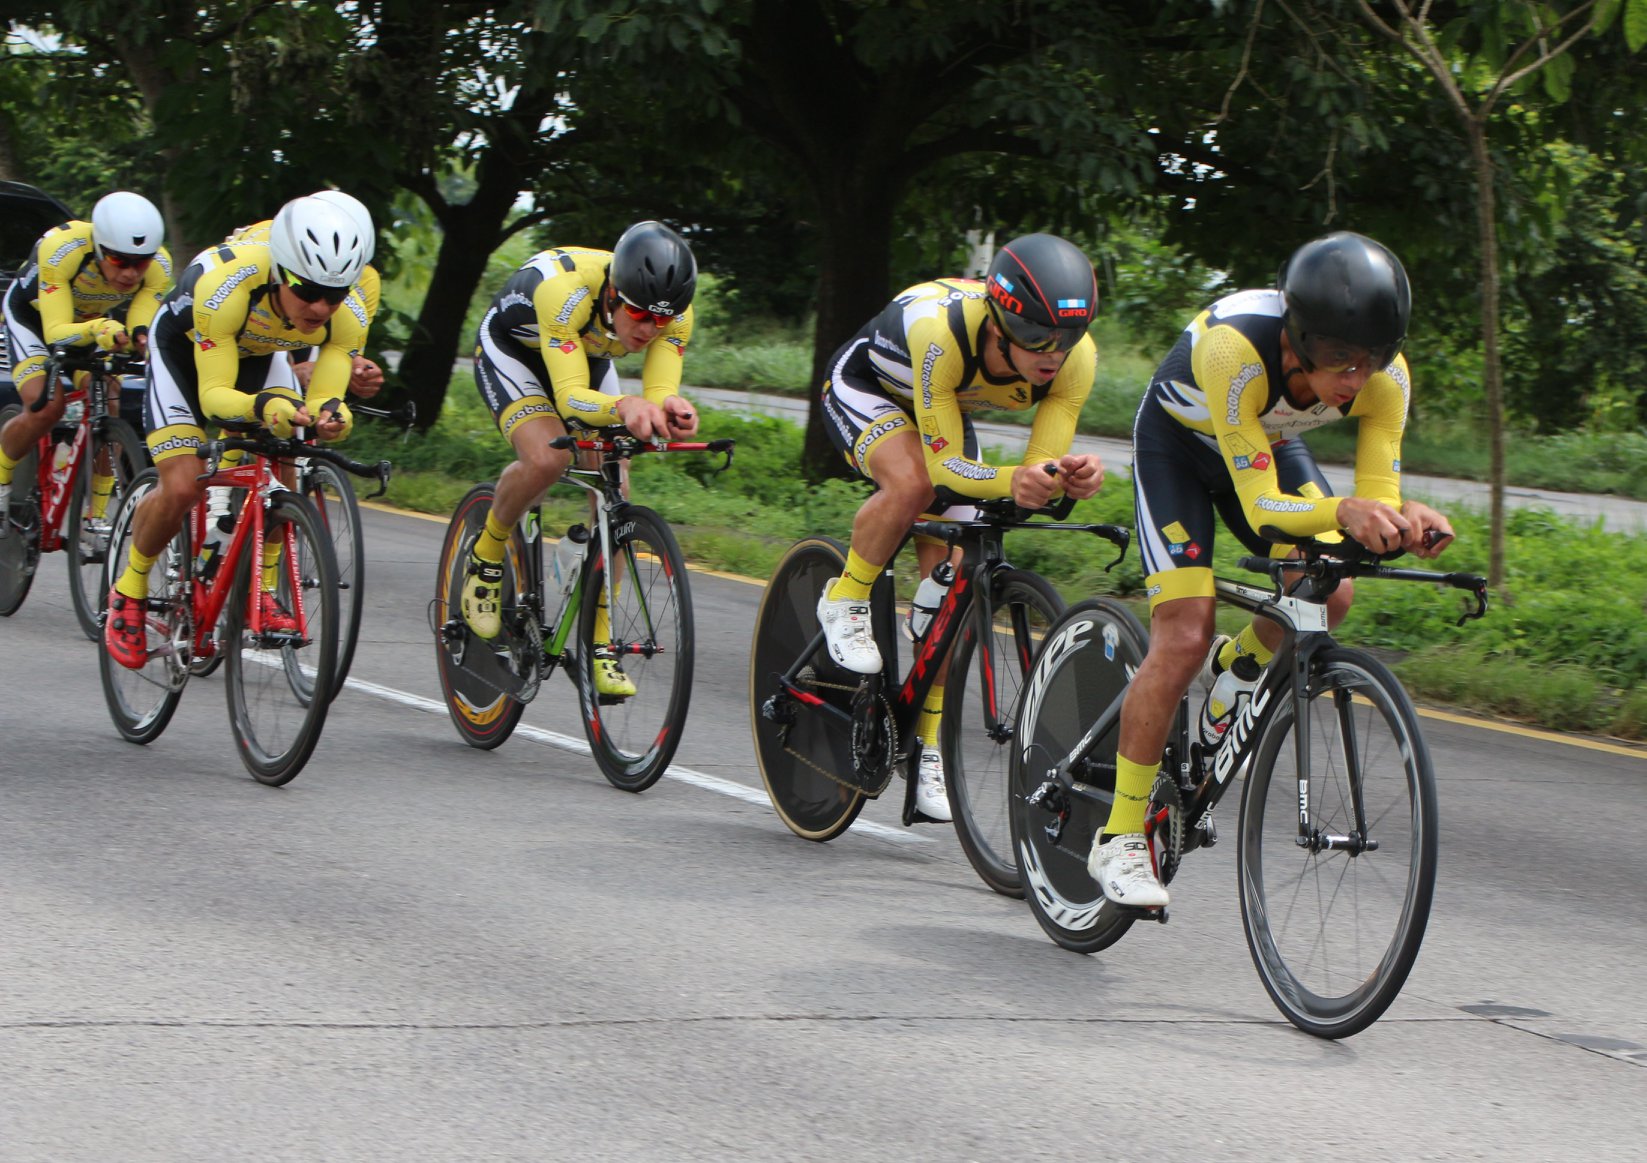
top-left (749, 491), bottom-right (1128, 877)
top-left (99, 428), bottom-right (388, 785)
top-left (1011, 533), bottom-right (1487, 1038)
top-left (0, 343), bottom-right (146, 636)
top-left (433, 430), bottom-right (734, 792)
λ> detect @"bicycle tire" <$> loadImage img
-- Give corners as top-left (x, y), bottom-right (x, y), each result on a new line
top-left (66, 415), bottom-right (146, 640)
top-left (98, 470), bottom-right (189, 744)
top-left (748, 536), bottom-right (872, 841)
top-left (224, 492), bottom-right (338, 785)
top-left (1236, 645), bottom-right (1439, 1039)
top-left (433, 483), bottom-right (530, 750)
top-left (942, 567), bottom-right (1065, 898)
top-left (0, 403), bottom-right (41, 616)
top-left (299, 458), bottom-right (364, 698)
top-left (1012, 596), bottom-right (1151, 953)
top-left (576, 505), bottom-right (695, 792)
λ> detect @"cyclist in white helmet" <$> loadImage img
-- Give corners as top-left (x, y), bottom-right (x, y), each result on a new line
top-left (105, 195), bottom-right (370, 668)
top-left (1, 190), bottom-right (173, 530)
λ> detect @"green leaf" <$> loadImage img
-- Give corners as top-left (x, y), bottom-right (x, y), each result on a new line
top-left (1542, 52), bottom-right (1574, 103)
top-left (1628, 0), bottom-right (1647, 52)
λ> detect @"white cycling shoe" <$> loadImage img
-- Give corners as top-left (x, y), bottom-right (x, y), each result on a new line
top-left (1087, 833), bottom-right (1169, 908)
top-left (816, 578), bottom-right (882, 674)
top-left (914, 746), bottom-right (952, 822)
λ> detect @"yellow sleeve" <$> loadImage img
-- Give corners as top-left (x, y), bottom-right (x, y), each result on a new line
top-left (358, 265), bottom-right (381, 328)
top-left (1196, 324), bottom-right (1340, 539)
top-left (36, 226), bottom-right (100, 346)
top-left (1347, 355), bottom-right (1409, 508)
top-left (534, 275), bottom-right (621, 426)
top-left (639, 305), bottom-right (693, 406)
top-left (193, 260), bottom-right (270, 424)
top-left (304, 293), bottom-right (369, 410)
top-left (1021, 335), bottom-right (1096, 469)
top-left (909, 315), bottom-right (1012, 500)
top-left (125, 246), bottom-right (174, 335)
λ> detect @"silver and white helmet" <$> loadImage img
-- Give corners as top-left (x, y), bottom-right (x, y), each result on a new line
top-left (90, 191), bottom-right (164, 257)
top-left (310, 189), bottom-right (375, 265)
top-left (269, 196), bottom-right (368, 288)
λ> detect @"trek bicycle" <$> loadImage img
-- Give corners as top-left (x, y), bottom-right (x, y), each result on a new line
top-left (0, 342), bottom-right (146, 637)
top-left (1010, 532), bottom-right (1488, 1038)
top-left (98, 427), bottom-right (389, 785)
top-left (432, 429), bottom-right (734, 792)
top-left (749, 487), bottom-right (1129, 874)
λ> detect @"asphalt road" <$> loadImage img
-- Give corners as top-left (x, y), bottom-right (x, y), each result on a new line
top-left (2, 504), bottom-right (1644, 1161)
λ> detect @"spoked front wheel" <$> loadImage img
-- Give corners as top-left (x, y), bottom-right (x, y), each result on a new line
top-left (942, 567), bottom-right (1065, 897)
top-left (0, 403), bottom-right (42, 616)
top-left (98, 469), bottom-right (191, 744)
top-left (300, 459), bottom-right (364, 698)
top-left (224, 493), bottom-right (338, 785)
top-left (1237, 646), bottom-right (1438, 1039)
top-left (1011, 597), bottom-right (1150, 953)
top-left (433, 483), bottom-right (531, 749)
top-left (66, 416), bottom-right (147, 640)
top-left (577, 505), bottom-right (694, 792)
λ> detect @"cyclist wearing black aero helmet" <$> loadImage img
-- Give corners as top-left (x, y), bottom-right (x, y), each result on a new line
top-left (462, 220), bottom-right (700, 700)
top-left (1087, 229), bottom-right (1455, 910)
top-left (813, 231), bottom-right (1107, 821)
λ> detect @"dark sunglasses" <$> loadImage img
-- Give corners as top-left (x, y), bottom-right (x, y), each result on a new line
top-left (619, 301), bottom-right (676, 328)
top-left (993, 308), bottom-right (1085, 354)
top-left (100, 249), bottom-right (153, 271)
top-left (283, 273), bottom-right (351, 305)
top-left (1300, 334), bottom-right (1399, 376)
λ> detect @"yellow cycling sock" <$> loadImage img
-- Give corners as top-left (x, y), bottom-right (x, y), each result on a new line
top-left (829, 549), bottom-right (880, 602)
top-left (594, 591), bottom-right (612, 644)
top-left (0, 445), bottom-right (17, 484)
top-left (473, 513), bottom-right (511, 565)
top-left (1101, 756), bottom-right (1159, 838)
top-left (1218, 623), bottom-right (1274, 671)
top-left (262, 542), bottom-right (282, 591)
top-left (115, 547), bottom-right (157, 600)
top-left (915, 687), bottom-right (945, 748)
top-left (90, 472), bottom-right (115, 519)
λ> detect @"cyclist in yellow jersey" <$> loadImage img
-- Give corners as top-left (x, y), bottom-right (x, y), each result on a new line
top-left (104, 196), bottom-right (368, 669)
top-left (463, 220), bottom-right (699, 699)
top-left (225, 189), bottom-right (384, 397)
top-left (815, 233), bottom-right (1106, 820)
top-left (0, 191), bottom-right (172, 531)
top-left (1088, 231), bottom-right (1456, 908)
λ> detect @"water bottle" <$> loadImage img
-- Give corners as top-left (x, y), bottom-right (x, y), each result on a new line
top-left (549, 524), bottom-right (591, 607)
top-left (194, 487), bottom-right (234, 580)
top-left (1199, 652), bottom-right (1263, 749)
top-left (906, 562), bottom-right (954, 640)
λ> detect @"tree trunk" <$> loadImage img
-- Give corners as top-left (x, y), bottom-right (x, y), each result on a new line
top-left (802, 179), bottom-right (899, 480)
top-left (1468, 118), bottom-right (1507, 589)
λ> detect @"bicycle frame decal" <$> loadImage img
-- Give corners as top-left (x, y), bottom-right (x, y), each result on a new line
top-left (1212, 680), bottom-right (1272, 785)
top-left (902, 572), bottom-right (971, 698)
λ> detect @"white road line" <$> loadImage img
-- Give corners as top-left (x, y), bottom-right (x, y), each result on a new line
top-left (343, 674), bottom-right (934, 844)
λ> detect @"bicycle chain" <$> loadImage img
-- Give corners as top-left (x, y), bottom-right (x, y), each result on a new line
top-left (775, 671), bottom-right (898, 797)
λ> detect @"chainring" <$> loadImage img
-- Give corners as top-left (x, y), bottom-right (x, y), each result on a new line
top-left (1146, 772), bottom-right (1186, 886)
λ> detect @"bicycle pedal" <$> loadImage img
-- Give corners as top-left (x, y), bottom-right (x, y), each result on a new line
top-left (1195, 814), bottom-right (1218, 848)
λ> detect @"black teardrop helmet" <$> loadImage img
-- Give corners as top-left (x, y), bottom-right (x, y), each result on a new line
top-left (609, 220), bottom-right (697, 318)
top-left (984, 233), bottom-right (1098, 353)
top-left (1279, 231), bottom-right (1410, 372)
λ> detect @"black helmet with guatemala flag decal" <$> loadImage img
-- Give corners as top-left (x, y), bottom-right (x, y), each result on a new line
top-left (984, 233), bottom-right (1098, 353)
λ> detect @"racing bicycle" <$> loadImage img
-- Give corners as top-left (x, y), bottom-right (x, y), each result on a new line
top-left (433, 430), bottom-right (734, 792)
top-left (1011, 532), bottom-right (1488, 1038)
top-left (749, 486), bottom-right (1129, 883)
top-left (0, 343), bottom-right (146, 637)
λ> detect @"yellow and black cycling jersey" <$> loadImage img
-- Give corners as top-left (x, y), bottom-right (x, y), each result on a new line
top-left (827, 277), bottom-right (1096, 501)
top-left (1145, 288), bottom-right (1409, 540)
top-left (152, 240), bottom-right (369, 423)
top-left (223, 218), bottom-right (381, 325)
top-left (10, 219), bottom-right (173, 344)
top-left (478, 246), bottom-right (692, 427)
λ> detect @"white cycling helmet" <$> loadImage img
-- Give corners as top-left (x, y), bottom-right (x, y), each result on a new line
top-left (90, 191), bottom-right (165, 257)
top-left (310, 188), bottom-right (375, 265)
top-left (269, 195), bottom-right (368, 288)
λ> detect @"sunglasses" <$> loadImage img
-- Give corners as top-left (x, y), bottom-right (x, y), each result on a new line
top-left (100, 249), bottom-right (153, 271)
top-left (619, 301), bottom-right (676, 328)
top-left (283, 272), bottom-right (351, 305)
top-left (1300, 335), bottom-right (1398, 376)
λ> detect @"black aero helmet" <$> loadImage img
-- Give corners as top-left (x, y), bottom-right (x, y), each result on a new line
top-left (1280, 231), bottom-right (1410, 372)
top-left (984, 233), bottom-right (1098, 353)
top-left (609, 220), bottom-right (697, 319)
